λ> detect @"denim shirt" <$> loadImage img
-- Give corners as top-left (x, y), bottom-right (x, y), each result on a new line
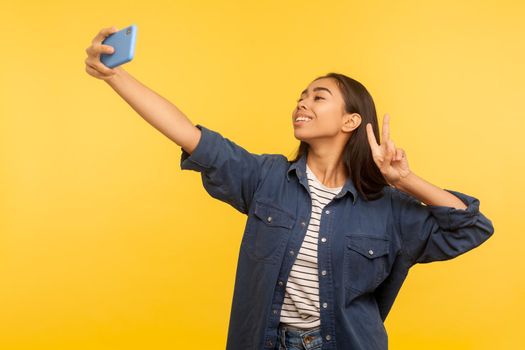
top-left (179, 124), bottom-right (495, 350)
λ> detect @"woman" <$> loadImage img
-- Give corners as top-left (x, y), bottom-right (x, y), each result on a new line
top-left (85, 26), bottom-right (495, 350)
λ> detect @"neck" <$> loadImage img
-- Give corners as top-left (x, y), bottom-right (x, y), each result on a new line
top-left (306, 147), bottom-right (348, 188)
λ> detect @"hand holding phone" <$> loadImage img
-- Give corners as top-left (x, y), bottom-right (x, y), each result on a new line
top-left (100, 24), bottom-right (138, 69)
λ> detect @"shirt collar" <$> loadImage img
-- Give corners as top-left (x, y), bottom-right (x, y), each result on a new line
top-left (286, 151), bottom-right (358, 204)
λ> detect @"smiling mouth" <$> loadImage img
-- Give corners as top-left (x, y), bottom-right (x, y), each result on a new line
top-left (294, 115), bottom-right (313, 123)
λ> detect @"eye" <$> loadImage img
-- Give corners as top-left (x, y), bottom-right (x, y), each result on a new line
top-left (296, 96), bottom-right (324, 102)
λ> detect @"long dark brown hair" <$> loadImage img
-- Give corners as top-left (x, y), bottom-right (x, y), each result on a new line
top-left (290, 72), bottom-right (388, 201)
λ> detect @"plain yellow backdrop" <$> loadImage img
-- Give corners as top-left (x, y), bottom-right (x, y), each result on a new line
top-left (1, 0), bottom-right (523, 349)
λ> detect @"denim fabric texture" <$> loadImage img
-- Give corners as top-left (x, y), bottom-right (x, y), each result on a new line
top-left (276, 323), bottom-right (323, 350)
top-left (180, 124), bottom-right (495, 350)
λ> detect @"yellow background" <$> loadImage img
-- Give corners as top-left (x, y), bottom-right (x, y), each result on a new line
top-left (1, 0), bottom-right (523, 348)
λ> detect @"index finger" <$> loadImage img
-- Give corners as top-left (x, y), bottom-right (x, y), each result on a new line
top-left (92, 26), bottom-right (118, 45)
top-left (366, 123), bottom-right (380, 153)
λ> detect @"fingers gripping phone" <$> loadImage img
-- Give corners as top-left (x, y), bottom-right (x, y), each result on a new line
top-left (101, 24), bottom-right (138, 68)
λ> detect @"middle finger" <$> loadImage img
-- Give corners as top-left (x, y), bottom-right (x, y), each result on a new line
top-left (384, 139), bottom-right (395, 166)
top-left (86, 44), bottom-right (114, 57)
top-left (382, 114), bottom-right (390, 143)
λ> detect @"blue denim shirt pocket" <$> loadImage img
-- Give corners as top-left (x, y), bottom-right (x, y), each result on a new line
top-left (241, 199), bottom-right (296, 263)
top-left (344, 233), bottom-right (390, 298)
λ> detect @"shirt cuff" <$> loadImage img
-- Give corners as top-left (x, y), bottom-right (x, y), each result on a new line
top-left (425, 189), bottom-right (480, 231)
top-left (179, 124), bottom-right (221, 172)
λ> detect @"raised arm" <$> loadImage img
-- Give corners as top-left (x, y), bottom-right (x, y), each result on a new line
top-left (84, 26), bottom-right (201, 154)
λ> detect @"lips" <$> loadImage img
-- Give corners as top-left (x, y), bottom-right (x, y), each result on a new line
top-left (294, 113), bottom-right (314, 123)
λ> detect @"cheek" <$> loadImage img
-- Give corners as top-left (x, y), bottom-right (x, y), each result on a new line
top-left (316, 112), bottom-right (341, 129)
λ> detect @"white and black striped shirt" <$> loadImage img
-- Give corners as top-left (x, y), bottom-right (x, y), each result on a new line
top-left (279, 164), bottom-right (343, 329)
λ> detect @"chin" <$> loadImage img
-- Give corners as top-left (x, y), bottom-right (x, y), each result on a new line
top-left (293, 130), bottom-right (312, 143)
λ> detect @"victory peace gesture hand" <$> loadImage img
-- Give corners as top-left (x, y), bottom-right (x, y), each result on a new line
top-left (366, 114), bottom-right (412, 187)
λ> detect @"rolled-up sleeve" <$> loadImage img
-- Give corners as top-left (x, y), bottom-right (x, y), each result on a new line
top-left (180, 124), bottom-right (276, 214)
top-left (392, 188), bottom-right (495, 265)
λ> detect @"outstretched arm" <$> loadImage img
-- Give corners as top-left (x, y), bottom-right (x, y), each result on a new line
top-left (84, 26), bottom-right (201, 155)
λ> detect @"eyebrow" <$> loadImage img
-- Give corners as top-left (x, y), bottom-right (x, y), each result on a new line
top-left (300, 87), bottom-right (333, 96)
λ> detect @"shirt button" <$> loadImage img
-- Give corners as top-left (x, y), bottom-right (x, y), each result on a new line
top-left (321, 270), bottom-right (327, 276)
top-left (289, 250), bottom-right (294, 255)
top-left (325, 210), bottom-right (330, 214)
top-left (326, 334), bottom-right (331, 341)
top-left (278, 280), bottom-right (284, 286)
top-left (321, 237), bottom-right (327, 243)
top-left (267, 216), bottom-right (272, 222)
top-left (301, 221), bottom-right (306, 226)
top-left (368, 249), bottom-right (374, 255)
top-left (322, 302), bottom-right (328, 308)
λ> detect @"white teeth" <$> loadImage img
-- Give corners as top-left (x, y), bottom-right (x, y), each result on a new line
top-left (295, 116), bottom-right (311, 122)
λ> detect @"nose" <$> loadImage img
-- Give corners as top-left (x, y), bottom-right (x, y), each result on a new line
top-left (297, 99), bottom-right (308, 110)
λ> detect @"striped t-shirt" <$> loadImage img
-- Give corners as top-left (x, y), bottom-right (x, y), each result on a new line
top-left (279, 163), bottom-right (343, 329)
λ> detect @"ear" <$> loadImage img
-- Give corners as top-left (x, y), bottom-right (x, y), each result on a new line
top-left (342, 113), bottom-right (362, 133)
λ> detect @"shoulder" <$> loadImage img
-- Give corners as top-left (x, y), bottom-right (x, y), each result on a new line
top-left (265, 153), bottom-right (291, 165)
top-left (256, 153), bottom-right (290, 175)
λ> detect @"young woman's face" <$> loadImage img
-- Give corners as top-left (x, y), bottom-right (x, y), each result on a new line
top-left (292, 77), bottom-right (351, 142)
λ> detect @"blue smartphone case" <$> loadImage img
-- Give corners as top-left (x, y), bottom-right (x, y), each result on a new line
top-left (100, 24), bottom-right (138, 68)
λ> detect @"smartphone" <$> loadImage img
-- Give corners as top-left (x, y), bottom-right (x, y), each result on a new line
top-left (100, 24), bottom-right (138, 68)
